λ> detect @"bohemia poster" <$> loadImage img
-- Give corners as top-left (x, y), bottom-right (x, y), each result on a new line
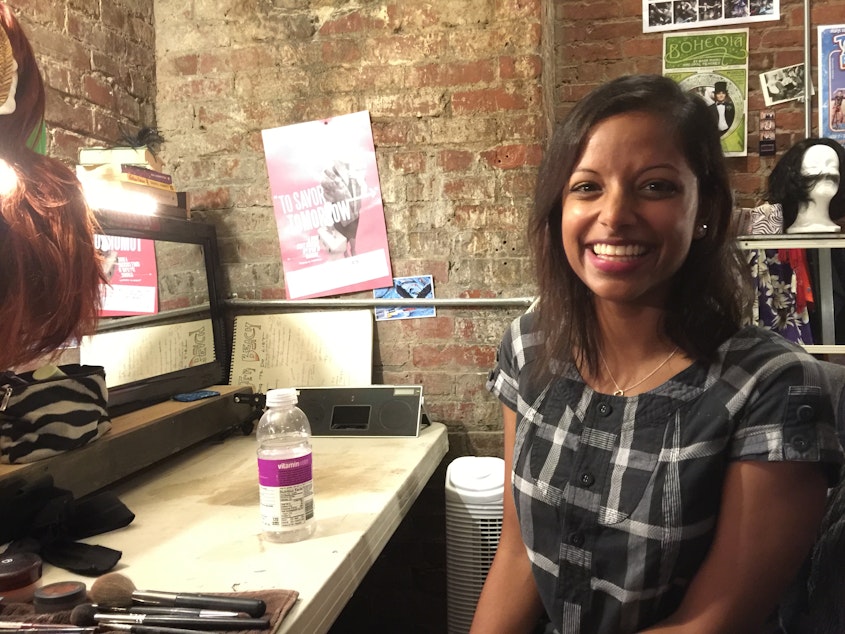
top-left (262, 110), bottom-right (393, 299)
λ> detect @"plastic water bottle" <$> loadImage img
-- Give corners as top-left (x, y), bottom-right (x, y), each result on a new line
top-left (256, 388), bottom-right (315, 542)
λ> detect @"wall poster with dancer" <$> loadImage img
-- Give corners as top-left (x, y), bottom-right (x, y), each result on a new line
top-left (663, 28), bottom-right (749, 157)
top-left (818, 24), bottom-right (845, 145)
top-left (262, 110), bottom-right (393, 299)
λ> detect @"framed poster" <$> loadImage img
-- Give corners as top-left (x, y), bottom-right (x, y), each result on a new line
top-left (818, 24), bottom-right (845, 144)
top-left (663, 29), bottom-right (749, 156)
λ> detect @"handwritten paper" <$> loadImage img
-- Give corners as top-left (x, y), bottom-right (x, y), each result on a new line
top-left (80, 319), bottom-right (215, 387)
top-left (229, 310), bottom-right (373, 392)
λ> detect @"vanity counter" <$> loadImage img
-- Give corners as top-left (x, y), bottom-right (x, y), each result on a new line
top-left (40, 421), bottom-right (449, 634)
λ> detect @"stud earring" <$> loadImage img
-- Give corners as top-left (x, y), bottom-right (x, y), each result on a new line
top-left (694, 223), bottom-right (708, 239)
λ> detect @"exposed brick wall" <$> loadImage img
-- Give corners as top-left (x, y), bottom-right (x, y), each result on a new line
top-left (6, 0), bottom-right (156, 163)
top-left (152, 1), bottom-right (546, 456)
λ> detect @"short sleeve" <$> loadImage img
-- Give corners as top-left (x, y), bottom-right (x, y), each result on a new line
top-left (485, 317), bottom-right (521, 413)
top-left (730, 350), bottom-right (844, 486)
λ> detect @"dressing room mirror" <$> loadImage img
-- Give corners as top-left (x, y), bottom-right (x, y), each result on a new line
top-left (78, 210), bottom-right (227, 414)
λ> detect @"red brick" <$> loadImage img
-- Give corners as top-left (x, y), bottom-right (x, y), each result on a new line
top-left (413, 344), bottom-right (496, 369)
top-left (438, 149), bottom-right (475, 171)
top-left (405, 60), bottom-right (497, 89)
top-left (499, 54), bottom-right (542, 80)
top-left (318, 10), bottom-right (386, 35)
top-left (451, 87), bottom-right (535, 113)
top-left (480, 143), bottom-right (543, 169)
top-left (320, 39), bottom-right (362, 64)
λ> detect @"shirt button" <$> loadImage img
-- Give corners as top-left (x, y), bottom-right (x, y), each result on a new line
top-left (796, 405), bottom-right (815, 422)
top-left (569, 531), bottom-right (585, 547)
top-left (791, 434), bottom-right (809, 451)
top-left (580, 472), bottom-right (595, 487)
top-left (597, 403), bottom-right (612, 416)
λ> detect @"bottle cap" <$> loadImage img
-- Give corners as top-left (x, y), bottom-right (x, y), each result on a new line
top-left (266, 388), bottom-right (298, 408)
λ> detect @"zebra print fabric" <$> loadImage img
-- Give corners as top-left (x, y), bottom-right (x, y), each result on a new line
top-left (750, 202), bottom-right (784, 234)
top-left (0, 364), bottom-right (111, 464)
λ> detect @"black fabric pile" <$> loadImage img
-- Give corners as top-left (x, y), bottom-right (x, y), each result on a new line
top-left (0, 474), bottom-right (134, 575)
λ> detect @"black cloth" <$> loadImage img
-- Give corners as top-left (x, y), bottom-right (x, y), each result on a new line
top-left (0, 475), bottom-right (133, 575)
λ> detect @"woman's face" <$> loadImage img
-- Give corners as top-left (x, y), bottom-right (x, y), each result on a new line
top-left (561, 110), bottom-right (700, 309)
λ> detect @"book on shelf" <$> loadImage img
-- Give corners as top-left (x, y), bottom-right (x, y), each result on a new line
top-left (77, 164), bottom-right (175, 192)
top-left (76, 166), bottom-right (187, 212)
top-left (77, 145), bottom-right (164, 172)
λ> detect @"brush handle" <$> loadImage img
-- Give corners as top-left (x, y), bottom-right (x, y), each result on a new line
top-left (96, 615), bottom-right (270, 631)
top-left (106, 625), bottom-right (205, 634)
top-left (131, 592), bottom-right (266, 618)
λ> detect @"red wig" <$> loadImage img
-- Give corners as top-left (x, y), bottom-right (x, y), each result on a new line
top-left (0, 5), bottom-right (104, 371)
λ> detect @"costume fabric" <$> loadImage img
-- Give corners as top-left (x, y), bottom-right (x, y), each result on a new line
top-left (747, 248), bottom-right (815, 345)
top-left (486, 316), bottom-right (843, 634)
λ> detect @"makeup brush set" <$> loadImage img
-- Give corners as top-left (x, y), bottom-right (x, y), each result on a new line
top-left (2, 573), bottom-right (271, 634)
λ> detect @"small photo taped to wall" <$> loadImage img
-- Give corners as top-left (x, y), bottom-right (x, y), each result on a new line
top-left (759, 63), bottom-right (813, 106)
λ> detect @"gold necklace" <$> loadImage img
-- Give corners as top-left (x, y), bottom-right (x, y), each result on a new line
top-left (598, 346), bottom-right (679, 397)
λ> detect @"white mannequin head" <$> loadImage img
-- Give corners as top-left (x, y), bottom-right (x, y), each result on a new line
top-left (785, 143), bottom-right (842, 233)
top-left (801, 144), bottom-right (840, 205)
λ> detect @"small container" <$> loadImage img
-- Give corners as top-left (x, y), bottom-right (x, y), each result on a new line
top-left (33, 580), bottom-right (88, 613)
top-left (0, 552), bottom-right (43, 603)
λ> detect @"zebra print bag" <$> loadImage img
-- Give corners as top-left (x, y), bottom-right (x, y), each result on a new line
top-left (0, 364), bottom-right (111, 464)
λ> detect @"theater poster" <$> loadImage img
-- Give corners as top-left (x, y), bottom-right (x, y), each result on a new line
top-left (261, 111), bottom-right (393, 300)
top-left (818, 24), bottom-right (845, 145)
top-left (663, 29), bottom-right (749, 157)
top-left (95, 233), bottom-right (159, 317)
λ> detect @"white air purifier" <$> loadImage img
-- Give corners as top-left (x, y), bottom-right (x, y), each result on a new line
top-left (445, 455), bottom-right (505, 634)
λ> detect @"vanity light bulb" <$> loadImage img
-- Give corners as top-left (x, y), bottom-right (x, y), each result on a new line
top-left (0, 158), bottom-right (19, 197)
top-left (78, 175), bottom-right (157, 216)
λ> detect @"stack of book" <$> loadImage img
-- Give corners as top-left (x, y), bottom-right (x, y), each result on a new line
top-left (76, 146), bottom-right (189, 219)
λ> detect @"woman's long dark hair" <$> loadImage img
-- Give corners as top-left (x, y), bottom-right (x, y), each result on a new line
top-left (0, 5), bottom-right (105, 370)
top-left (530, 74), bottom-right (752, 377)
top-left (768, 137), bottom-right (845, 228)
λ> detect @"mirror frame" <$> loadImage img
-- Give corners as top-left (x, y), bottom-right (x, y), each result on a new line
top-left (92, 210), bottom-right (227, 414)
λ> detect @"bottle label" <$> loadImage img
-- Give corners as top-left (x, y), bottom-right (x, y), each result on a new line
top-left (258, 453), bottom-right (314, 529)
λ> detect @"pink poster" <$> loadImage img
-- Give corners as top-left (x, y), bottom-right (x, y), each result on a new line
top-left (261, 111), bottom-right (393, 299)
top-left (95, 234), bottom-right (159, 317)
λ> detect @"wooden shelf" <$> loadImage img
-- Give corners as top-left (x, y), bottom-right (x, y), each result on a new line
top-left (0, 384), bottom-right (251, 499)
top-left (738, 235), bottom-right (845, 250)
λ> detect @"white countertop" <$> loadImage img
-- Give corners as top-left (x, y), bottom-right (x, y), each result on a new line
top-left (41, 423), bottom-right (449, 634)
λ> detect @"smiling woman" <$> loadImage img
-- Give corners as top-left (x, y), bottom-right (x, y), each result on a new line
top-left (471, 74), bottom-right (844, 634)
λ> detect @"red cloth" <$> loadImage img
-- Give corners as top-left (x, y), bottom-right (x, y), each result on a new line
top-left (778, 248), bottom-right (814, 312)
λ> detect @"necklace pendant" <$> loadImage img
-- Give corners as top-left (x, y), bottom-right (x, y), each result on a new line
top-left (613, 389), bottom-right (624, 397)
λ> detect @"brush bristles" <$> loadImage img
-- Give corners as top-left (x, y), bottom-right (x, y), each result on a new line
top-left (89, 572), bottom-right (137, 609)
top-left (68, 604), bottom-right (97, 627)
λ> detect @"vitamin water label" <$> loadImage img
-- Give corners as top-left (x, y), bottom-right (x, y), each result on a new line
top-left (258, 453), bottom-right (314, 529)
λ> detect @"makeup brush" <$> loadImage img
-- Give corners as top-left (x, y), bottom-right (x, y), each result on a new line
top-left (90, 605), bottom-right (239, 618)
top-left (97, 624), bottom-right (205, 634)
top-left (70, 605), bottom-right (269, 631)
top-left (0, 625), bottom-right (94, 634)
top-left (89, 573), bottom-right (266, 618)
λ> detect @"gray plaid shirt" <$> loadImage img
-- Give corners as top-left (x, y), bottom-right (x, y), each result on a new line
top-left (487, 315), bottom-right (844, 633)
